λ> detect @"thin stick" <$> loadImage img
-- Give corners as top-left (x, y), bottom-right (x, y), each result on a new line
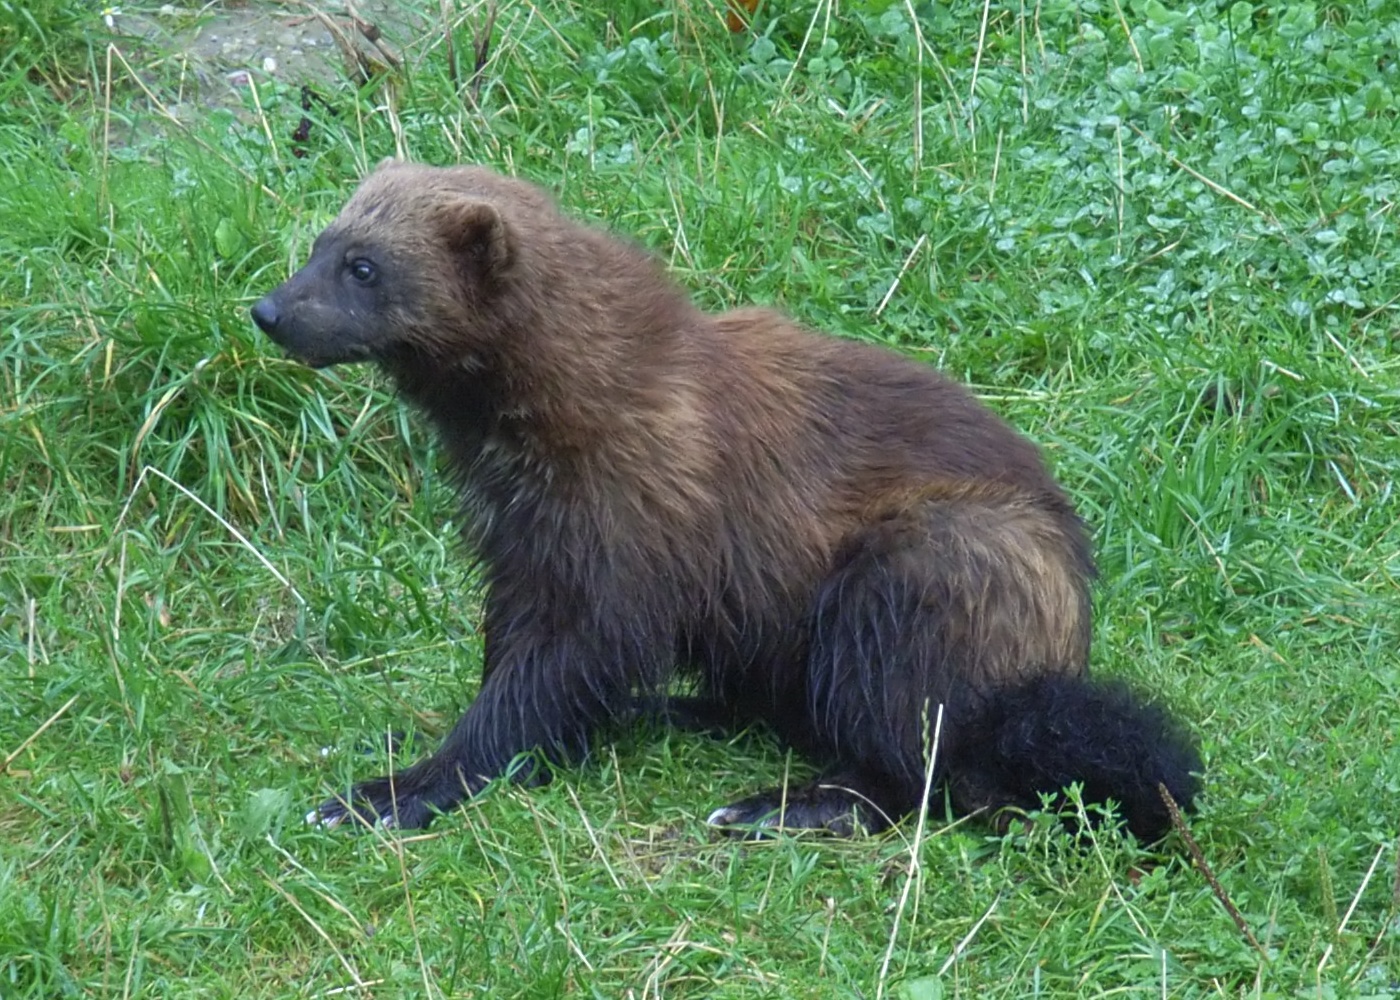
top-left (1162, 783), bottom-right (1269, 961)
top-left (300, 1), bottom-right (372, 82)
top-left (345, 0), bottom-right (402, 70)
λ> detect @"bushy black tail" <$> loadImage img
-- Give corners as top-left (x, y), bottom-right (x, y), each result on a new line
top-left (946, 675), bottom-right (1201, 842)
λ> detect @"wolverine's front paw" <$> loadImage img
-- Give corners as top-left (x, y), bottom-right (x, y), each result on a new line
top-left (309, 763), bottom-right (471, 831)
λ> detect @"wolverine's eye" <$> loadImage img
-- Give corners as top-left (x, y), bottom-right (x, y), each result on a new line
top-left (348, 258), bottom-right (377, 284)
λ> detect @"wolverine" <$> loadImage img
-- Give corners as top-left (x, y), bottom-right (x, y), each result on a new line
top-left (251, 161), bottom-right (1200, 840)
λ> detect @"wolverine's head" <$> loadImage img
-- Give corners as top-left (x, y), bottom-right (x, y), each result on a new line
top-left (251, 161), bottom-right (528, 369)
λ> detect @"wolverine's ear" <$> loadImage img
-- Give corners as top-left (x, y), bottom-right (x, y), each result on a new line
top-left (441, 198), bottom-right (516, 283)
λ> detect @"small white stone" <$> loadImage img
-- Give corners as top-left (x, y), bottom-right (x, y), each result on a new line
top-left (263, 56), bottom-right (277, 73)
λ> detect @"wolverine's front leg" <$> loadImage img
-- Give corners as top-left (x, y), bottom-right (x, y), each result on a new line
top-left (313, 597), bottom-right (670, 830)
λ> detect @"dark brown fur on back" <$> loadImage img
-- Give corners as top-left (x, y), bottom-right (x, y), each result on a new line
top-left (252, 162), bottom-right (1199, 840)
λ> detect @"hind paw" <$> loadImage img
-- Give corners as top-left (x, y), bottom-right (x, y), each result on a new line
top-left (707, 780), bottom-right (892, 838)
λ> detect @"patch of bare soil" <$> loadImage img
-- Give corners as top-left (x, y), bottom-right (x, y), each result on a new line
top-left (109, 1), bottom-right (425, 114)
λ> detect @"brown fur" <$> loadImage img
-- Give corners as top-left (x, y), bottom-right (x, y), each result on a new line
top-left (251, 162), bottom-right (1198, 839)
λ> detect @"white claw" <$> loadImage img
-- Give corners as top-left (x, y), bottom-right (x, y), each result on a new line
top-left (706, 807), bottom-right (737, 826)
top-left (307, 807), bottom-right (347, 829)
top-left (306, 804), bottom-right (399, 830)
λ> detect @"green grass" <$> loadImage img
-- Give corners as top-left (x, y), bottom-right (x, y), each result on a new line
top-left (3, 0), bottom-right (1400, 995)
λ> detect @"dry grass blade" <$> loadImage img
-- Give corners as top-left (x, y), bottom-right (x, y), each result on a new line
top-left (875, 703), bottom-right (944, 1000)
top-left (262, 873), bottom-right (371, 990)
top-left (1316, 841), bottom-right (1387, 979)
top-left (1, 695), bottom-right (79, 775)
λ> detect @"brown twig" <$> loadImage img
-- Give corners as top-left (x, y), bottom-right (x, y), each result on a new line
top-left (441, 0), bottom-right (459, 91)
top-left (299, 2), bottom-right (372, 83)
top-left (1161, 783), bottom-right (1270, 962)
top-left (346, 0), bottom-right (402, 71)
top-left (469, 2), bottom-right (498, 106)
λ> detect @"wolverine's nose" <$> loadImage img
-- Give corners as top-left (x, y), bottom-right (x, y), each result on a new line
top-left (250, 297), bottom-right (279, 333)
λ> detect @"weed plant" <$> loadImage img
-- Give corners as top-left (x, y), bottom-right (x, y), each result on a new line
top-left (1, 0), bottom-right (1399, 996)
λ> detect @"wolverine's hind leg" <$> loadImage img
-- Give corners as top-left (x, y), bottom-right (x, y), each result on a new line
top-left (706, 765), bottom-right (907, 836)
top-left (709, 482), bottom-right (1095, 836)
